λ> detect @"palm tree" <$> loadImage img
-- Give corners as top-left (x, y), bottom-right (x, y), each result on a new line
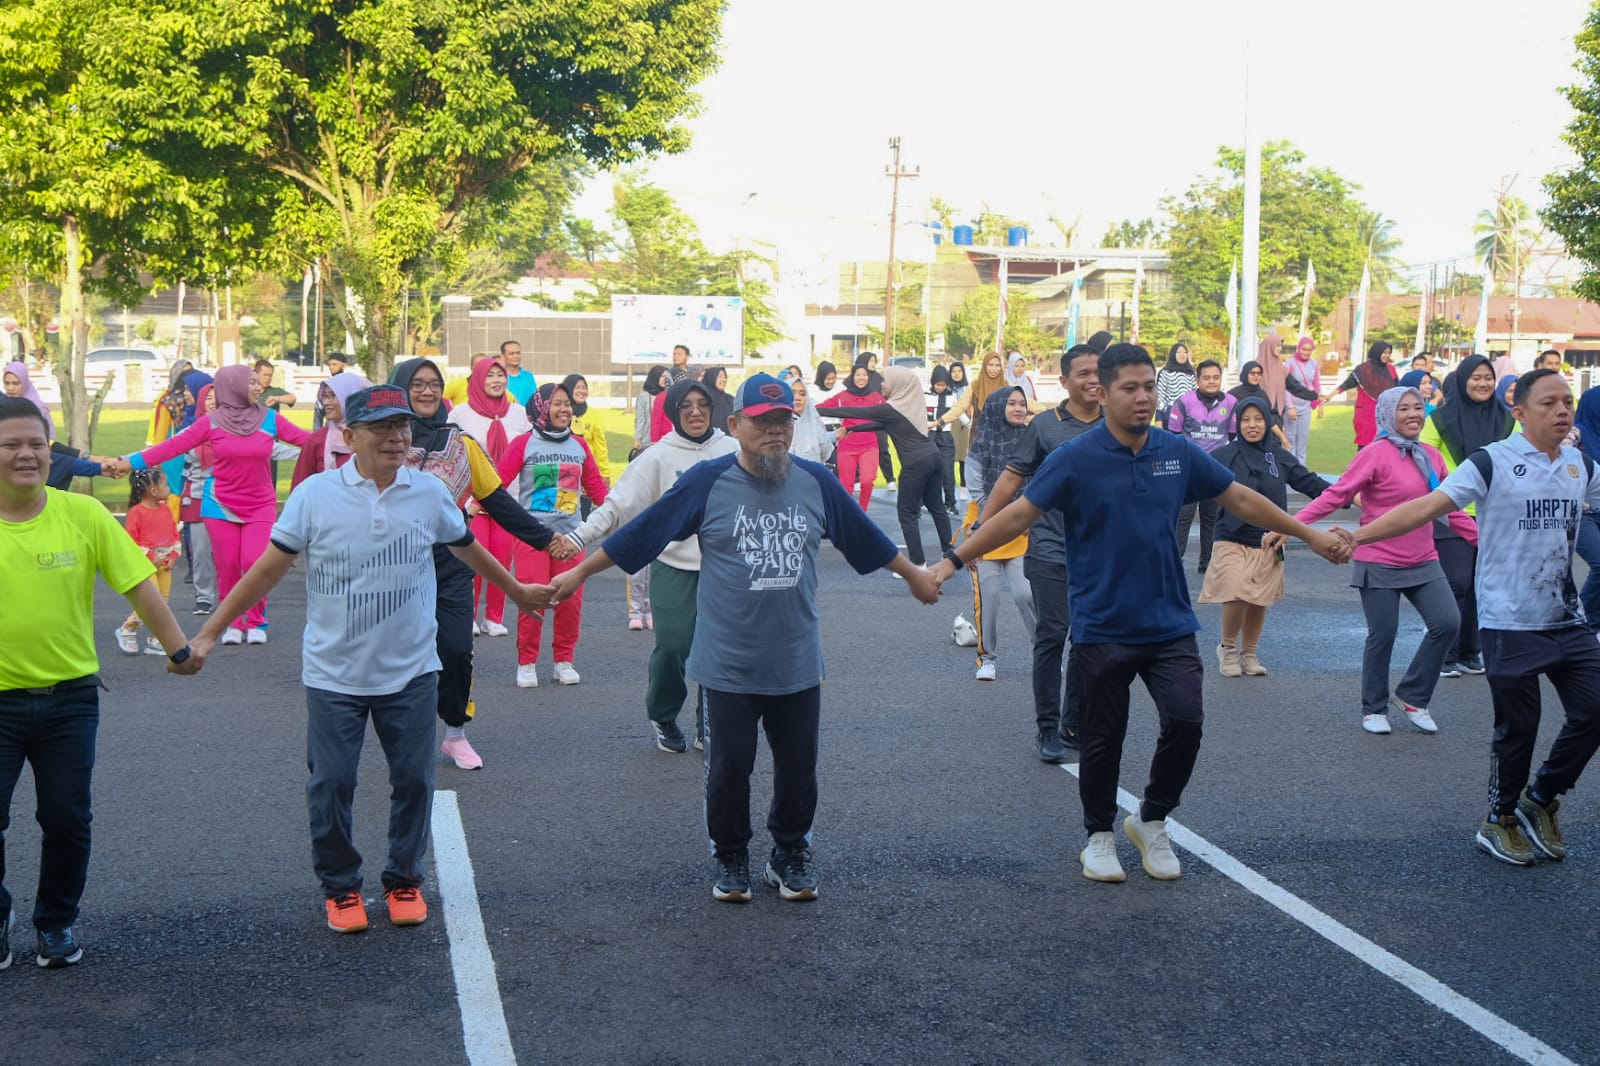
top-left (1473, 193), bottom-right (1539, 295)
top-left (1358, 210), bottom-right (1407, 291)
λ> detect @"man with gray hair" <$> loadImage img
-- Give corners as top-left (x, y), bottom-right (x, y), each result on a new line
top-left (542, 373), bottom-right (940, 903)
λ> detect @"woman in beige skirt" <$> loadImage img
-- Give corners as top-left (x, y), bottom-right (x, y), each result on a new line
top-left (1200, 397), bottom-right (1333, 677)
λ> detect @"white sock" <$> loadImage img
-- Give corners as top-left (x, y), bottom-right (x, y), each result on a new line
top-left (445, 726), bottom-right (466, 739)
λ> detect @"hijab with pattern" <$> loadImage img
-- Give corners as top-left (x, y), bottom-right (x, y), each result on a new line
top-left (1375, 386), bottom-right (1440, 494)
top-left (968, 385), bottom-right (1026, 496)
top-left (527, 382), bottom-right (572, 443)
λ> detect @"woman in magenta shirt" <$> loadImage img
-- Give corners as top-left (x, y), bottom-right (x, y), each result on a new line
top-left (124, 364), bottom-right (310, 645)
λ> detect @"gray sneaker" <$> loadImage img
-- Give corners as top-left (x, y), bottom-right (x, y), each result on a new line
top-left (763, 847), bottom-right (819, 901)
top-left (712, 852), bottom-right (752, 903)
top-left (36, 926), bottom-right (82, 969)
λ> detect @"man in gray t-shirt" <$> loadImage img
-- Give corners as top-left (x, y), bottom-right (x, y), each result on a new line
top-left (1353, 368), bottom-right (1600, 868)
top-left (542, 374), bottom-right (938, 904)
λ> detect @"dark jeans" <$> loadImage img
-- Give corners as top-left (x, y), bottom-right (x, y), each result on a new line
top-left (932, 432), bottom-right (957, 510)
top-left (0, 683), bottom-right (99, 931)
top-left (895, 452), bottom-right (953, 566)
top-left (704, 686), bottom-right (821, 856)
top-left (1435, 533), bottom-right (1481, 659)
top-left (306, 673), bottom-right (438, 896)
top-left (1175, 498), bottom-right (1220, 569)
top-left (1482, 627), bottom-right (1600, 817)
top-left (1073, 636), bottom-right (1205, 835)
top-left (1025, 557), bottom-right (1082, 739)
top-left (433, 547), bottom-right (474, 728)
top-left (1577, 511), bottom-right (1600, 630)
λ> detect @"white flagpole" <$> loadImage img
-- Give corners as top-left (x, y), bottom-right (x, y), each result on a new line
top-left (1413, 281), bottom-right (1429, 357)
top-left (1225, 259), bottom-right (1238, 365)
top-left (1351, 262), bottom-right (1372, 364)
top-left (1297, 259), bottom-right (1315, 340)
top-left (1131, 257), bottom-right (1145, 344)
top-left (1239, 51), bottom-right (1261, 369)
top-left (1472, 262), bottom-right (1492, 354)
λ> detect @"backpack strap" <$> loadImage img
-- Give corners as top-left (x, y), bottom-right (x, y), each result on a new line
top-left (1466, 447), bottom-right (1494, 490)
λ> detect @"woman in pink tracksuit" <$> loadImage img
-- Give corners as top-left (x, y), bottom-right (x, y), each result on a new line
top-left (125, 364), bottom-right (310, 645)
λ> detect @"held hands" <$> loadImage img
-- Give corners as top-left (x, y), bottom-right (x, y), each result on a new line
top-left (547, 569), bottom-right (585, 605)
top-left (1307, 528), bottom-right (1354, 565)
top-left (903, 565), bottom-right (942, 605)
top-left (510, 583), bottom-right (555, 614)
top-left (101, 458), bottom-right (131, 478)
top-left (167, 632), bottom-right (214, 676)
top-left (547, 534), bottom-right (578, 562)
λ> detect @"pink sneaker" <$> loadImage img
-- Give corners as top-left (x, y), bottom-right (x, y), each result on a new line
top-left (644, 612), bottom-right (654, 630)
top-left (441, 735), bottom-right (483, 770)
top-left (628, 617), bottom-right (645, 631)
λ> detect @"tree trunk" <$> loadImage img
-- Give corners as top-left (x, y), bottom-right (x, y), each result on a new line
top-left (56, 214), bottom-right (91, 451)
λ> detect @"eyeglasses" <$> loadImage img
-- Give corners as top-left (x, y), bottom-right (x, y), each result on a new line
top-left (409, 379), bottom-right (443, 393)
top-left (677, 400), bottom-right (712, 413)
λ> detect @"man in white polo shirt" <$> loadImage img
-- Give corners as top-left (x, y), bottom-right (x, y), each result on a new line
top-left (1352, 367), bottom-right (1600, 866)
top-left (176, 386), bottom-right (547, 932)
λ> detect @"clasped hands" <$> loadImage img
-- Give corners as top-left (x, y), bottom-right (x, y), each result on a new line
top-left (1263, 527), bottom-right (1355, 564)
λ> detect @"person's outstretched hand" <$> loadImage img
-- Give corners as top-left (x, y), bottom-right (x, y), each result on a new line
top-left (904, 565), bottom-right (942, 606)
top-left (547, 535), bottom-right (577, 562)
top-left (1309, 528), bottom-right (1352, 565)
top-left (547, 569), bottom-right (585, 605)
top-left (511, 583), bottom-right (555, 614)
top-left (168, 632), bottom-right (215, 676)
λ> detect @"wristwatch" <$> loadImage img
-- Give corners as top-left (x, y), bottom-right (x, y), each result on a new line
top-left (168, 645), bottom-right (192, 665)
top-left (942, 547), bottom-right (965, 570)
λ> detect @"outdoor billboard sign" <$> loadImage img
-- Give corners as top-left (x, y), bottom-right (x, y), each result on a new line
top-left (610, 294), bottom-right (744, 365)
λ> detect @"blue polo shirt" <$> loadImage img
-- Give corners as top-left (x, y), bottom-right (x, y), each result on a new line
top-left (1023, 424), bottom-right (1234, 644)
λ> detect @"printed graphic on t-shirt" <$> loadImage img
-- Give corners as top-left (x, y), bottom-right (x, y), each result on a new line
top-left (528, 460), bottom-right (581, 515)
top-left (733, 502), bottom-right (807, 589)
top-left (35, 550), bottom-right (80, 572)
top-left (310, 527), bottom-right (436, 641)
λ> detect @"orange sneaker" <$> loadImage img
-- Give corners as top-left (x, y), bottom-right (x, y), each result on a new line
top-left (384, 885), bottom-right (428, 926)
top-left (324, 891), bottom-right (369, 934)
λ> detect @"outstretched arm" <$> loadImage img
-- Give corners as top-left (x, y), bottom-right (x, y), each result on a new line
top-left (928, 496), bottom-right (1041, 591)
top-left (546, 547), bottom-right (617, 605)
top-left (447, 537), bottom-right (545, 615)
top-left (123, 579), bottom-right (190, 667)
top-left (1350, 490), bottom-right (1457, 547)
top-left (176, 545), bottom-right (298, 673)
top-left (1216, 483), bottom-right (1350, 563)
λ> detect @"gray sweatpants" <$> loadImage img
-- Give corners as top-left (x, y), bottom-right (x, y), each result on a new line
top-left (972, 558), bottom-right (1037, 666)
top-left (188, 520), bottom-right (216, 606)
top-left (1358, 577), bottom-right (1459, 715)
top-left (305, 672), bottom-right (438, 896)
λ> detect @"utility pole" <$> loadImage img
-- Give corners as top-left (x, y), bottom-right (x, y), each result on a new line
top-left (884, 137), bottom-right (919, 359)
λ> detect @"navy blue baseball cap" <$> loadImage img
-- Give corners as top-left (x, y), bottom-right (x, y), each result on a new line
top-left (342, 385), bottom-right (412, 425)
top-left (732, 373), bottom-right (796, 418)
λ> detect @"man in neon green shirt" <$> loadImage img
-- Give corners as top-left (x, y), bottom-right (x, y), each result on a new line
top-left (0, 397), bottom-right (191, 970)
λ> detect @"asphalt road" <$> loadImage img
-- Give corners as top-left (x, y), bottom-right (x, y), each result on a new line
top-left (5, 496), bottom-right (1598, 1066)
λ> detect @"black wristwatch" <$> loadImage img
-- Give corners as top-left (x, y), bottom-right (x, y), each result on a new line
top-left (168, 645), bottom-right (192, 665)
top-left (942, 547), bottom-right (965, 570)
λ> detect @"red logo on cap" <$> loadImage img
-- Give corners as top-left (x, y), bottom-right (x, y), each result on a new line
top-left (368, 386), bottom-right (406, 407)
top-left (760, 383), bottom-right (785, 400)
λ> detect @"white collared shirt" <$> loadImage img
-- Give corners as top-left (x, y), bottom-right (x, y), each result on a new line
top-left (1440, 435), bottom-right (1600, 630)
top-left (272, 460), bottom-right (471, 694)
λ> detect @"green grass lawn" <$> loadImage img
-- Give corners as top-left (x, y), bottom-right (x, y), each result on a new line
top-left (1303, 404), bottom-right (1357, 476)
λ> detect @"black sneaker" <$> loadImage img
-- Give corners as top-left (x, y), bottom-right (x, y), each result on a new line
top-left (0, 908), bottom-right (11, 970)
top-left (193, 602), bottom-right (213, 616)
top-left (1439, 661), bottom-right (1463, 679)
top-left (713, 851), bottom-right (752, 903)
top-left (36, 926), bottom-right (82, 969)
top-left (763, 847), bottom-right (819, 901)
top-left (1038, 730), bottom-right (1068, 764)
top-left (1060, 726), bottom-right (1080, 751)
top-left (653, 720), bottom-right (688, 754)
top-left (1458, 654), bottom-right (1486, 675)
top-left (694, 701), bottom-right (705, 751)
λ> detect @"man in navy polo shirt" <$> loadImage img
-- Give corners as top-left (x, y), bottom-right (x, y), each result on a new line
top-left (928, 345), bottom-right (1350, 883)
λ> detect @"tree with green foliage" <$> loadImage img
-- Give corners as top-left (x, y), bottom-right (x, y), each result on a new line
top-left (944, 286), bottom-right (1056, 358)
top-left (1357, 211), bottom-right (1408, 292)
top-left (1102, 218), bottom-right (1165, 248)
top-left (1474, 193), bottom-right (1540, 296)
top-left (1163, 142), bottom-right (1370, 340)
top-left (1545, 3), bottom-right (1600, 302)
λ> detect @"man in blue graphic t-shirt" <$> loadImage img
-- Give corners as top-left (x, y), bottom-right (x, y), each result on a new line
top-left (929, 345), bottom-right (1350, 885)
top-left (540, 374), bottom-right (940, 903)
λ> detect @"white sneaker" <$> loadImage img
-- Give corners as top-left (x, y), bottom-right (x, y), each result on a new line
top-left (515, 664), bottom-right (540, 689)
top-left (1123, 814), bottom-right (1182, 880)
top-left (471, 620), bottom-right (481, 636)
top-left (220, 628), bottom-right (244, 646)
top-left (246, 628), bottom-right (267, 646)
top-left (1362, 713), bottom-right (1392, 735)
top-left (481, 620), bottom-right (508, 637)
top-left (142, 638), bottom-right (166, 657)
top-left (1080, 831), bottom-right (1126, 883)
top-left (553, 661), bottom-right (581, 686)
top-left (114, 627), bottom-right (140, 656)
top-left (974, 661), bottom-right (996, 681)
top-left (1389, 695), bottom-right (1438, 734)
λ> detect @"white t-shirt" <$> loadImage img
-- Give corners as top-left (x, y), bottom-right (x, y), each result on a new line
top-left (272, 461), bottom-right (471, 694)
top-left (1439, 435), bottom-right (1600, 631)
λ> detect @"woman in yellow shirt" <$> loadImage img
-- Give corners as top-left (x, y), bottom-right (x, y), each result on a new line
top-left (962, 386), bottom-right (1036, 682)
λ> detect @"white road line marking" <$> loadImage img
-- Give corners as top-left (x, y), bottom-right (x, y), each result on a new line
top-left (432, 790), bottom-right (518, 1066)
top-left (1060, 765), bottom-right (1578, 1066)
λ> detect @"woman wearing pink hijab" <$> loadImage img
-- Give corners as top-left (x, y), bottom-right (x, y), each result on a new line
top-left (3, 361), bottom-right (53, 440)
top-left (123, 364), bottom-right (311, 645)
top-left (1282, 336), bottom-right (1322, 462)
top-left (447, 358), bottom-right (531, 636)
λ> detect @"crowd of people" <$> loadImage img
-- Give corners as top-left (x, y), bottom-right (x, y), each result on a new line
top-left (3, 332), bottom-right (1599, 968)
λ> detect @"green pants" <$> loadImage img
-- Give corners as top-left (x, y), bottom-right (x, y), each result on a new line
top-left (646, 561), bottom-right (700, 725)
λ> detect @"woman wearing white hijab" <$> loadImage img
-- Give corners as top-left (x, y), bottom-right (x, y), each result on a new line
top-left (1005, 352), bottom-right (1037, 403)
top-left (787, 378), bottom-right (835, 464)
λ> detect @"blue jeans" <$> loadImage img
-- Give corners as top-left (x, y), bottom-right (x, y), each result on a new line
top-left (305, 673), bottom-right (438, 896)
top-left (1577, 511), bottom-right (1600, 630)
top-left (0, 683), bottom-right (99, 931)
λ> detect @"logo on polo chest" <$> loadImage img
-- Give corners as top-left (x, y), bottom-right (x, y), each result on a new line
top-left (36, 550), bottom-right (79, 571)
top-left (1153, 459), bottom-right (1183, 477)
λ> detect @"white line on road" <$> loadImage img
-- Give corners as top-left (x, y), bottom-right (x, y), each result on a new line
top-left (432, 790), bottom-right (518, 1066)
top-left (1060, 765), bottom-right (1578, 1066)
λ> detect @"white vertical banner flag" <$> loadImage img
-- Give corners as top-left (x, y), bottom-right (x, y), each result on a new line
top-left (1414, 282), bottom-right (1429, 356)
top-left (1298, 259), bottom-right (1316, 340)
top-left (1130, 257), bottom-right (1145, 343)
top-left (1350, 262), bottom-right (1372, 364)
top-left (1065, 273), bottom-right (1083, 348)
top-left (995, 255), bottom-right (1009, 353)
top-left (1472, 262), bottom-right (1492, 354)
top-left (1224, 259), bottom-right (1239, 367)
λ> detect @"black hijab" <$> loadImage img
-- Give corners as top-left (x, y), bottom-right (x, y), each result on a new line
top-left (928, 365), bottom-right (954, 419)
top-left (843, 363), bottom-right (877, 398)
top-left (813, 360), bottom-right (837, 391)
top-left (1430, 353), bottom-right (1515, 464)
top-left (1228, 361), bottom-right (1277, 429)
top-left (1353, 342), bottom-right (1396, 400)
top-left (665, 378), bottom-right (716, 444)
top-left (1164, 342), bottom-right (1195, 376)
top-left (561, 373), bottom-right (589, 418)
top-left (853, 351), bottom-right (885, 394)
top-left (642, 365), bottom-right (670, 396)
top-left (388, 357), bottom-right (454, 454)
top-left (700, 366), bottom-right (734, 429)
top-left (1232, 396), bottom-right (1277, 452)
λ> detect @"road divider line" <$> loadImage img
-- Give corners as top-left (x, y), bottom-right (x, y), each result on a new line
top-left (433, 790), bottom-right (518, 1066)
top-left (1059, 764), bottom-right (1577, 1066)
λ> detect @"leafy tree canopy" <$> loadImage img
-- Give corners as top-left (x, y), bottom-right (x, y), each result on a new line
top-left (1544, 2), bottom-right (1600, 302)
